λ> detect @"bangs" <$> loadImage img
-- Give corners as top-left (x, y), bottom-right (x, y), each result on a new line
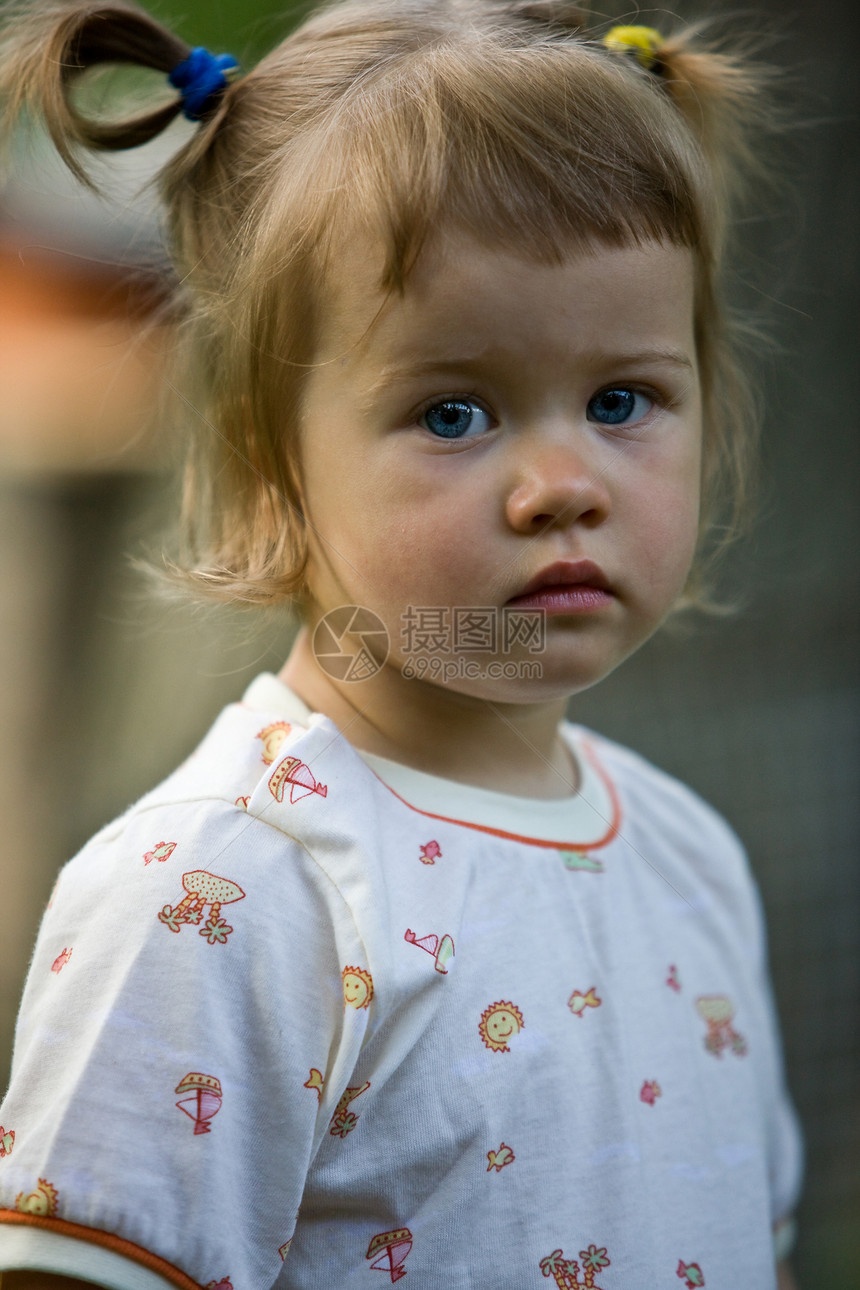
top-left (289, 33), bottom-right (711, 292)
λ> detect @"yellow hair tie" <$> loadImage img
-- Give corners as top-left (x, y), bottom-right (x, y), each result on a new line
top-left (601, 24), bottom-right (663, 71)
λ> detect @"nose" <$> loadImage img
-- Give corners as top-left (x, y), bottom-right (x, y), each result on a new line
top-left (504, 429), bottom-right (612, 535)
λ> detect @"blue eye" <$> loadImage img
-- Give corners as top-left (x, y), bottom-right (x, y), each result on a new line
top-left (420, 399), bottom-right (492, 439)
top-left (587, 388), bottom-right (652, 426)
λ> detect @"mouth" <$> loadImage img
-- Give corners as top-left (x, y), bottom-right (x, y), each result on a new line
top-left (506, 560), bottom-right (613, 614)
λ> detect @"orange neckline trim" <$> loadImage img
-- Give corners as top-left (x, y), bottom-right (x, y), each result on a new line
top-left (0, 1212), bottom-right (202, 1289)
top-left (371, 737), bottom-right (622, 851)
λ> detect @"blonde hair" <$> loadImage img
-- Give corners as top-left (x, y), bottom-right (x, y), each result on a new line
top-left (0, 0), bottom-right (780, 609)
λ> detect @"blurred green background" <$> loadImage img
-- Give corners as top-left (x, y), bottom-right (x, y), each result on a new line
top-left (1, 2), bottom-right (857, 1288)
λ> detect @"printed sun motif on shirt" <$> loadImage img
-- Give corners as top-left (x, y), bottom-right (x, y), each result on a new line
top-left (15, 1178), bottom-right (58, 1217)
top-left (487, 1143), bottom-right (514, 1172)
top-left (175, 1072), bottom-right (223, 1134)
top-left (0, 1126), bottom-right (15, 1157)
top-left (419, 840), bottom-right (442, 864)
top-left (404, 927), bottom-right (455, 974)
top-left (479, 1001), bottom-right (524, 1053)
top-left (559, 850), bottom-right (604, 873)
top-left (158, 869), bottom-right (245, 943)
top-left (257, 721), bottom-right (292, 764)
top-left (696, 996), bottom-right (747, 1057)
top-left (640, 1079), bottom-right (662, 1106)
top-left (367, 1228), bottom-right (413, 1283)
top-left (568, 987), bottom-right (601, 1018)
top-left (50, 947), bottom-right (72, 974)
top-left (143, 841), bottom-right (176, 865)
top-left (330, 1081), bottom-right (370, 1138)
top-left (677, 1260), bottom-right (705, 1288)
top-left (342, 965), bottom-right (373, 1009)
top-left (539, 1244), bottom-right (611, 1289)
top-left (268, 756), bottom-right (327, 804)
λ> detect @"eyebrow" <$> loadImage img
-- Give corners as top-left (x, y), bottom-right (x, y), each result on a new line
top-left (362, 346), bottom-right (695, 398)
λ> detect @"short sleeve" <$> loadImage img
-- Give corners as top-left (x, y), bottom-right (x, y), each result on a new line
top-left (0, 797), bottom-right (370, 1289)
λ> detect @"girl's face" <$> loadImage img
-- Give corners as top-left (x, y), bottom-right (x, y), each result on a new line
top-left (296, 231), bottom-right (702, 702)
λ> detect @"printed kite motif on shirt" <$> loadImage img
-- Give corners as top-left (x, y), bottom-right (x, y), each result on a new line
top-left (568, 987), bottom-right (601, 1018)
top-left (404, 927), bottom-right (455, 974)
top-left (50, 947), bottom-right (72, 974)
top-left (235, 796), bottom-right (249, 809)
top-left (143, 841), bottom-right (176, 865)
top-left (487, 1143), bottom-right (514, 1172)
top-left (268, 755), bottom-right (327, 804)
top-left (0, 1126), bottom-right (15, 1157)
top-left (367, 1228), bottom-right (413, 1283)
top-left (257, 721), bottom-right (292, 764)
top-left (330, 1081), bottom-right (370, 1138)
top-left (640, 1079), bottom-right (662, 1106)
top-left (559, 850), bottom-right (604, 873)
top-left (304, 1068), bottom-right (324, 1101)
top-left (419, 839), bottom-right (442, 864)
top-left (676, 1260), bottom-right (705, 1288)
top-left (479, 1001), bottom-right (524, 1053)
top-left (279, 1239), bottom-right (293, 1260)
top-left (342, 965), bottom-right (373, 1009)
top-left (539, 1244), bottom-right (611, 1289)
top-left (158, 869), bottom-right (245, 943)
top-left (15, 1178), bottom-right (58, 1217)
top-left (667, 964), bottom-right (681, 992)
top-left (695, 996), bottom-right (747, 1057)
top-left (175, 1072), bottom-right (223, 1134)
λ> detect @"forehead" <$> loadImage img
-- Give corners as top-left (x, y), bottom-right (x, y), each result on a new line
top-left (313, 230), bottom-right (696, 376)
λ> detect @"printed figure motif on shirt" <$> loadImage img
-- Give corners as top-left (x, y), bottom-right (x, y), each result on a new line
top-left (175, 1071), bottom-right (223, 1134)
top-left (15, 1178), bottom-right (58, 1217)
top-left (257, 720), bottom-right (292, 764)
top-left (640, 1079), bottom-right (662, 1106)
top-left (559, 850), bottom-right (604, 873)
top-left (479, 1001), bottom-right (524, 1053)
top-left (367, 1228), bottom-right (413, 1282)
top-left (51, 946), bottom-right (72, 974)
top-left (487, 1143), bottom-right (514, 1172)
top-left (568, 987), bottom-right (601, 1019)
top-left (667, 964), bottom-right (682, 992)
top-left (0, 1125), bottom-right (15, 1157)
top-left (539, 1243), bottom-right (611, 1288)
top-left (404, 927), bottom-right (455, 974)
top-left (158, 869), bottom-right (245, 943)
top-left (342, 965), bottom-right (373, 1009)
top-left (696, 995), bottom-right (747, 1057)
top-left (419, 839), bottom-right (442, 864)
top-left (304, 1068), bottom-right (324, 1101)
top-left (677, 1259), bottom-right (705, 1287)
top-left (330, 1081), bottom-right (370, 1138)
top-left (143, 840), bottom-right (176, 865)
top-left (268, 755), bottom-right (327, 804)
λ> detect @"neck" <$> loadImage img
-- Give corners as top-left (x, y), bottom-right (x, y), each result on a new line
top-left (278, 628), bottom-right (577, 799)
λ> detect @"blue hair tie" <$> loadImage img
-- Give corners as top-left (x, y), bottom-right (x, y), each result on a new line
top-left (168, 46), bottom-right (239, 121)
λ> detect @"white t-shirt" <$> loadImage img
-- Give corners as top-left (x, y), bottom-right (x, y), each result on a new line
top-left (0, 674), bottom-right (802, 1289)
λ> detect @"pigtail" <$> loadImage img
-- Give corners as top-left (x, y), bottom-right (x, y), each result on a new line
top-left (0, 1), bottom-right (203, 187)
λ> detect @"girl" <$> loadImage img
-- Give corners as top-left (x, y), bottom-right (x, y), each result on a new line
top-left (0, 1), bottom-right (802, 1287)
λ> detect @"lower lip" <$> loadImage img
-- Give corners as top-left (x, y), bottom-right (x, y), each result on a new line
top-left (507, 585), bottom-right (614, 614)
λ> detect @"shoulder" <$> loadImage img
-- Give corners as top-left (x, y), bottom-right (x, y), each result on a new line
top-left (573, 722), bottom-right (744, 853)
top-left (570, 723), bottom-right (765, 938)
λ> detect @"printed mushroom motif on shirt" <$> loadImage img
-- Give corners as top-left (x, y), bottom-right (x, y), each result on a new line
top-left (158, 870), bottom-right (245, 943)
